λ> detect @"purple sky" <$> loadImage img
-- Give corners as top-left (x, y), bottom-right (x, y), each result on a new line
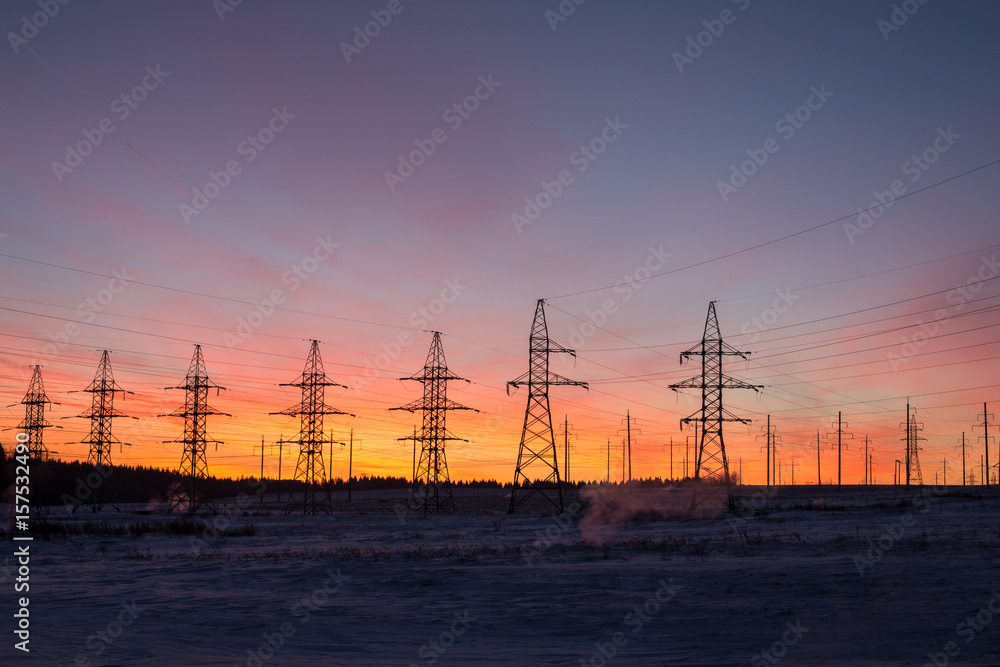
top-left (2, 0), bottom-right (999, 484)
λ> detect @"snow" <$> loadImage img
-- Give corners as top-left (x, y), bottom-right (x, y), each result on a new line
top-left (3, 485), bottom-right (1000, 666)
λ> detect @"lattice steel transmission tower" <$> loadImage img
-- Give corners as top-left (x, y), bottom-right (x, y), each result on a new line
top-left (72, 351), bottom-right (134, 511)
top-left (508, 299), bottom-right (588, 514)
top-left (391, 332), bottom-right (476, 514)
top-left (669, 301), bottom-right (762, 509)
top-left (902, 399), bottom-right (925, 485)
top-left (162, 345), bottom-right (229, 513)
top-left (272, 340), bottom-right (353, 515)
top-left (18, 365), bottom-right (54, 460)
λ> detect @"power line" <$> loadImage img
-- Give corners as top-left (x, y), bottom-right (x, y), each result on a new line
top-left (0, 252), bottom-right (423, 332)
top-left (545, 157), bottom-right (1000, 300)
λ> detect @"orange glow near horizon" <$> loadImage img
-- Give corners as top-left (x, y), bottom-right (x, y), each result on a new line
top-left (7, 297), bottom-right (998, 489)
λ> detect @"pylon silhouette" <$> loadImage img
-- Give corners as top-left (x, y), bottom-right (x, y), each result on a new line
top-left (18, 365), bottom-right (54, 460)
top-left (390, 332), bottom-right (476, 514)
top-left (272, 340), bottom-right (353, 515)
top-left (902, 399), bottom-right (925, 485)
top-left (669, 302), bottom-right (762, 510)
top-left (162, 345), bottom-right (229, 513)
top-left (72, 351), bottom-right (134, 511)
top-left (508, 299), bottom-right (587, 514)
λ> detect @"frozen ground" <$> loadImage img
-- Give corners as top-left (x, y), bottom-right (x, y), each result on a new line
top-left (3, 484), bottom-right (1000, 666)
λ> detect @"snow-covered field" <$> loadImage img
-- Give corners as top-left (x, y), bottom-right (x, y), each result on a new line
top-left (4, 484), bottom-right (1000, 666)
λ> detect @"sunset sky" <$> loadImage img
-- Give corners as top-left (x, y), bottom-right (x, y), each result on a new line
top-left (2, 0), bottom-right (998, 487)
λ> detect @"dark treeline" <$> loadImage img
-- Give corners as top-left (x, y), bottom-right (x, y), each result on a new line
top-left (0, 447), bottom-right (716, 510)
top-left (0, 454), bottom-right (506, 508)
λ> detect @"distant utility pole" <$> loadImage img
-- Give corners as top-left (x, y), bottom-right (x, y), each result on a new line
top-left (605, 438), bottom-right (611, 483)
top-left (816, 431), bottom-right (821, 486)
top-left (560, 415), bottom-right (576, 485)
top-left (827, 412), bottom-right (852, 492)
top-left (975, 403), bottom-right (994, 487)
top-left (346, 430), bottom-right (359, 502)
top-left (273, 439), bottom-right (291, 503)
top-left (956, 432), bottom-right (967, 487)
top-left (863, 435), bottom-right (870, 485)
top-left (255, 436), bottom-right (265, 505)
top-left (758, 416), bottom-right (779, 488)
top-left (618, 412), bottom-right (639, 483)
top-left (684, 420), bottom-right (700, 479)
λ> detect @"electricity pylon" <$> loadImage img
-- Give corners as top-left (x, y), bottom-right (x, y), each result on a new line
top-left (72, 351), bottom-right (135, 511)
top-left (18, 365), bottom-right (54, 459)
top-left (162, 345), bottom-right (229, 513)
top-left (901, 399), bottom-right (925, 486)
top-left (391, 332), bottom-right (476, 514)
top-left (669, 301), bottom-right (762, 510)
top-left (508, 299), bottom-right (587, 513)
top-left (272, 340), bottom-right (352, 515)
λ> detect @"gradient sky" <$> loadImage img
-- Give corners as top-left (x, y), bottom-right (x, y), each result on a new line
top-left (2, 0), bottom-right (999, 486)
